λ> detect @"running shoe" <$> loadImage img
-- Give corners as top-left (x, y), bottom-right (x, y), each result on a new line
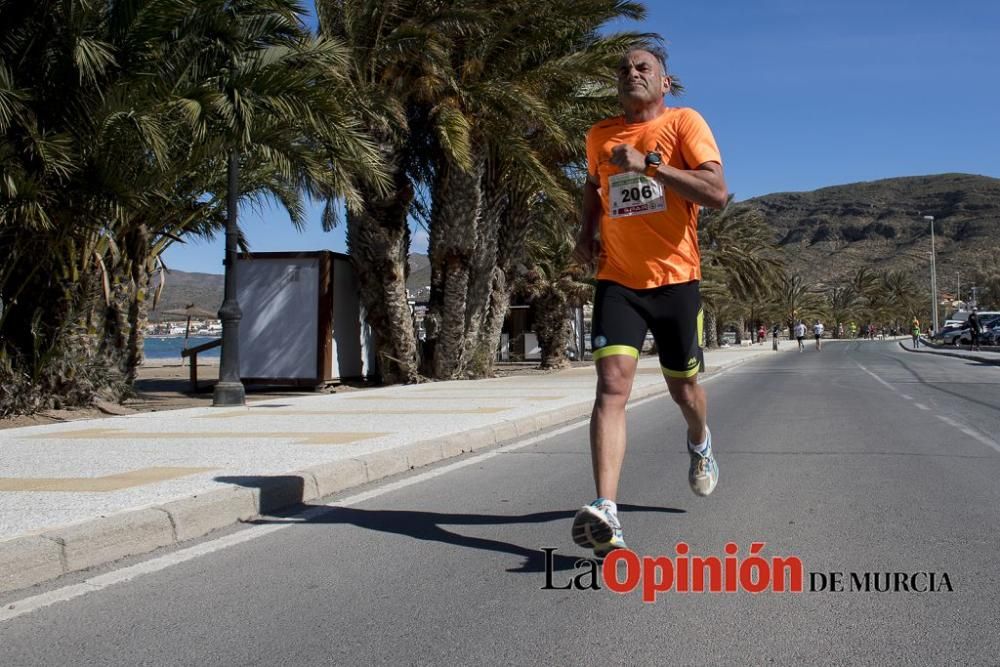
top-left (688, 427), bottom-right (719, 496)
top-left (571, 498), bottom-right (627, 557)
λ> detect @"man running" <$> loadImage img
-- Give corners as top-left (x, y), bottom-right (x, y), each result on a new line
top-left (813, 320), bottom-right (824, 350)
top-left (571, 44), bottom-right (727, 557)
top-left (794, 320), bottom-right (806, 352)
top-left (911, 317), bottom-right (920, 349)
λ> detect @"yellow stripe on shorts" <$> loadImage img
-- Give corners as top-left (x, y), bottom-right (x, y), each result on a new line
top-left (697, 307), bottom-right (704, 348)
top-left (662, 366), bottom-right (700, 379)
top-left (592, 345), bottom-right (640, 361)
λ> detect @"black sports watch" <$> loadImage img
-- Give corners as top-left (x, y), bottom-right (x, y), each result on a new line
top-left (644, 151), bottom-right (662, 177)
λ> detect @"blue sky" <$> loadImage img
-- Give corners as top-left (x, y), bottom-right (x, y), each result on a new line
top-left (163, 0), bottom-right (1000, 274)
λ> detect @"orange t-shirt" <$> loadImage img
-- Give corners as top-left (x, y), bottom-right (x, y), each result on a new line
top-left (586, 106), bottom-right (722, 289)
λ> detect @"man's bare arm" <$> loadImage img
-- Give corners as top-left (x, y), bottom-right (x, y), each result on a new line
top-left (609, 144), bottom-right (728, 209)
top-left (572, 177), bottom-right (603, 267)
top-left (652, 161), bottom-right (728, 209)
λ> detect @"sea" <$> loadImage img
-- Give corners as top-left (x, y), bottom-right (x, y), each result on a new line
top-left (144, 336), bottom-right (221, 360)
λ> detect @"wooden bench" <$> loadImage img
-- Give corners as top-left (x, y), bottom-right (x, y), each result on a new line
top-left (180, 338), bottom-right (222, 392)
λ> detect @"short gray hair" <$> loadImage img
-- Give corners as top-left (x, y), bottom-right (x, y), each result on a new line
top-left (625, 43), bottom-right (669, 75)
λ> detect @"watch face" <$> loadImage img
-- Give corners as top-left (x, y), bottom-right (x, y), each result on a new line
top-left (645, 151), bottom-right (662, 166)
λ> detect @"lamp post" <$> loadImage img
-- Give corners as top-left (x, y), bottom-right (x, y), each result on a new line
top-left (923, 215), bottom-right (938, 333)
top-left (213, 150), bottom-right (246, 406)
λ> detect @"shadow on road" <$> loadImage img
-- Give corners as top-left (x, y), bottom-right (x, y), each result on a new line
top-left (246, 502), bottom-right (685, 574)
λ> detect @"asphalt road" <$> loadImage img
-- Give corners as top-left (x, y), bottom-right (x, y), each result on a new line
top-left (2, 340), bottom-right (999, 665)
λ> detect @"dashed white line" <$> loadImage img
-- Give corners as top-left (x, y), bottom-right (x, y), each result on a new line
top-left (934, 415), bottom-right (1000, 453)
top-left (857, 363), bottom-right (898, 392)
top-left (857, 362), bottom-right (1000, 454)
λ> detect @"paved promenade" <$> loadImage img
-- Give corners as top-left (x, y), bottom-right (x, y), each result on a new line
top-left (0, 337), bottom-right (991, 593)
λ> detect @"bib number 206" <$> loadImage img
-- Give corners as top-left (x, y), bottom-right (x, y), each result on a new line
top-left (609, 173), bottom-right (665, 218)
top-left (621, 185), bottom-right (654, 202)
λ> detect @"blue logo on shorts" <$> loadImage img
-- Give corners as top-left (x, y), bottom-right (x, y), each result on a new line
top-left (593, 335), bottom-right (608, 349)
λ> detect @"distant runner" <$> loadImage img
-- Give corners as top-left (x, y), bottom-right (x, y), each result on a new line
top-left (911, 317), bottom-right (920, 349)
top-left (813, 320), bottom-right (825, 351)
top-left (794, 321), bottom-right (806, 352)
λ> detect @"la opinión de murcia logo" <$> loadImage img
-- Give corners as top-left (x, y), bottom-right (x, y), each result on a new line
top-left (541, 543), bottom-right (953, 602)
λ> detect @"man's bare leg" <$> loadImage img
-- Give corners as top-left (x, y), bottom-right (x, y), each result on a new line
top-left (590, 354), bottom-right (639, 501)
top-left (667, 374), bottom-right (718, 496)
top-left (666, 376), bottom-right (707, 445)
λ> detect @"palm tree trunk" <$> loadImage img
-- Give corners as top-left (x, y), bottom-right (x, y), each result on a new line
top-left (347, 171), bottom-right (419, 384)
top-left (425, 157), bottom-right (484, 379)
top-left (703, 309), bottom-right (718, 348)
top-left (466, 186), bottom-right (532, 374)
top-left (124, 224), bottom-right (152, 385)
top-left (533, 289), bottom-right (571, 369)
top-left (459, 185), bottom-right (501, 376)
top-left (469, 267), bottom-right (508, 374)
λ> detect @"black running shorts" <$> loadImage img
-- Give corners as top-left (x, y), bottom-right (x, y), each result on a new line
top-left (591, 280), bottom-right (704, 378)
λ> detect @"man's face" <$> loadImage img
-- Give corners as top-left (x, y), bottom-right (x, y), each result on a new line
top-left (617, 49), bottom-right (669, 105)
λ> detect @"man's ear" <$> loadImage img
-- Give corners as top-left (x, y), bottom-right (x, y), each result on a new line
top-left (663, 76), bottom-right (671, 95)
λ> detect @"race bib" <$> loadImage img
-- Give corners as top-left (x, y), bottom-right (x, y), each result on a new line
top-left (608, 172), bottom-right (666, 218)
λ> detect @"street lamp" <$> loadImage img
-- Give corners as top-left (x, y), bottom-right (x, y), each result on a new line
top-left (923, 215), bottom-right (938, 333)
top-left (213, 150), bottom-right (246, 406)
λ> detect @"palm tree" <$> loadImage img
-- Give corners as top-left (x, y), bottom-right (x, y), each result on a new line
top-left (317, 0), bottom-right (474, 383)
top-left (849, 266), bottom-right (881, 324)
top-left (698, 197), bottom-right (784, 346)
top-left (772, 273), bottom-right (825, 334)
top-left (881, 270), bottom-right (921, 329)
top-left (826, 285), bottom-right (861, 336)
top-left (0, 0), bottom-right (387, 415)
top-left (514, 189), bottom-right (593, 368)
top-left (420, 0), bottom-right (653, 379)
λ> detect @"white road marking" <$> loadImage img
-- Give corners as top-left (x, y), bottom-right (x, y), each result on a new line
top-left (857, 362), bottom-right (1000, 454)
top-left (857, 363), bottom-right (898, 392)
top-left (0, 367), bottom-right (735, 623)
top-left (900, 394), bottom-right (912, 400)
top-left (934, 415), bottom-right (1000, 454)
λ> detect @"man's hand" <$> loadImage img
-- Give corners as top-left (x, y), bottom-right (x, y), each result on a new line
top-left (609, 143), bottom-right (646, 174)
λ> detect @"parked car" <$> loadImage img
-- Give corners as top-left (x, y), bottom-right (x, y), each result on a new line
top-left (934, 324), bottom-right (966, 343)
top-left (962, 315), bottom-right (1000, 344)
top-left (941, 328), bottom-right (967, 346)
top-left (943, 315), bottom-right (1000, 346)
top-left (981, 324), bottom-right (1000, 346)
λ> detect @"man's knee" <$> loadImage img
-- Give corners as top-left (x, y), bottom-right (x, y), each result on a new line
top-left (596, 363), bottom-right (634, 405)
top-left (667, 378), bottom-right (701, 408)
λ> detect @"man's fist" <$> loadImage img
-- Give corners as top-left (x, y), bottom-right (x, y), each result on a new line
top-left (609, 143), bottom-right (646, 174)
top-left (572, 234), bottom-right (601, 270)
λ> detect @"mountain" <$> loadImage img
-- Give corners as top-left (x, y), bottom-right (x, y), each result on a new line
top-left (148, 271), bottom-right (224, 322)
top-left (407, 253), bottom-right (432, 301)
top-left (742, 173), bottom-right (1000, 294)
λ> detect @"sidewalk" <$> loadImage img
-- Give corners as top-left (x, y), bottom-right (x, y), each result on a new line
top-left (0, 342), bottom-right (795, 594)
top-left (901, 338), bottom-right (1000, 365)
